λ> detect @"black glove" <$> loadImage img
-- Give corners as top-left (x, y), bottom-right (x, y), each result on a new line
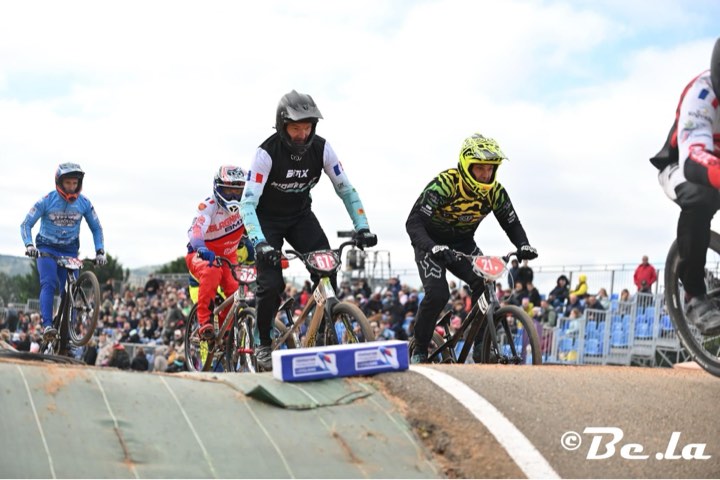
top-left (354, 228), bottom-right (377, 248)
top-left (256, 241), bottom-right (281, 266)
top-left (517, 244), bottom-right (538, 260)
top-left (430, 245), bottom-right (456, 265)
top-left (25, 244), bottom-right (39, 258)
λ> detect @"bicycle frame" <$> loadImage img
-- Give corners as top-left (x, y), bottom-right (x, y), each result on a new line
top-left (427, 250), bottom-right (527, 364)
top-left (38, 253), bottom-right (82, 355)
top-left (198, 257), bottom-right (257, 371)
top-left (273, 240), bottom-right (360, 348)
top-left (428, 280), bottom-right (502, 363)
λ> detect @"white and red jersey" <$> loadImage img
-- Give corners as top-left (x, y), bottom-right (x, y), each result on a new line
top-left (187, 197), bottom-right (245, 258)
top-left (652, 70), bottom-right (720, 189)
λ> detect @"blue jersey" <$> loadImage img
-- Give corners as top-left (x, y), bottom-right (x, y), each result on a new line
top-left (20, 191), bottom-right (105, 255)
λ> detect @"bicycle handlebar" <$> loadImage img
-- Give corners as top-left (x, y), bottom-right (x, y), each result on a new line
top-left (212, 256), bottom-right (239, 269)
top-left (210, 255), bottom-right (258, 284)
top-left (451, 249), bottom-right (518, 264)
top-left (283, 239), bottom-right (358, 261)
top-left (31, 251), bottom-right (105, 266)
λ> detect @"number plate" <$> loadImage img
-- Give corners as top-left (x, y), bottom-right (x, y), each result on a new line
top-left (308, 251), bottom-right (339, 272)
top-left (472, 256), bottom-right (506, 281)
top-left (235, 266), bottom-right (257, 284)
top-left (59, 257), bottom-right (83, 270)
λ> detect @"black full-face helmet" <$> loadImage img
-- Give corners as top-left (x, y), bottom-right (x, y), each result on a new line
top-left (275, 90), bottom-right (323, 156)
top-left (711, 37), bottom-right (720, 100)
top-left (55, 162), bottom-right (85, 202)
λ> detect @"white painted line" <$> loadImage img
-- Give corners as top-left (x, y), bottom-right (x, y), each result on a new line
top-left (241, 395), bottom-right (296, 478)
top-left (411, 366), bottom-right (560, 479)
top-left (288, 382), bottom-right (321, 405)
top-left (160, 376), bottom-right (218, 479)
top-left (92, 372), bottom-right (139, 479)
top-left (17, 365), bottom-right (56, 479)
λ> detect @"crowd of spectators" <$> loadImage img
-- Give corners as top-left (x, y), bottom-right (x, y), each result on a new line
top-left (0, 253), bottom-right (659, 370)
top-left (0, 276), bottom-right (194, 372)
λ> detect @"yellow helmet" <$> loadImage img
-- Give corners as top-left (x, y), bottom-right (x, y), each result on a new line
top-left (457, 134), bottom-right (507, 197)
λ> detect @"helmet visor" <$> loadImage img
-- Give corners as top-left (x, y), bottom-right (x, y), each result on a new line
top-left (468, 163), bottom-right (497, 184)
top-left (218, 185), bottom-right (244, 202)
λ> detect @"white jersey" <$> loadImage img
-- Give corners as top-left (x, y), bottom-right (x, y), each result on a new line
top-left (653, 70), bottom-right (720, 198)
top-left (187, 197), bottom-right (245, 258)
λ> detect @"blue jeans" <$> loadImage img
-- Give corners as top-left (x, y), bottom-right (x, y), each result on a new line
top-left (37, 247), bottom-right (78, 327)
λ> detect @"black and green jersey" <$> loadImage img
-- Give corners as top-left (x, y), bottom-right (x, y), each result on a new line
top-left (405, 168), bottom-right (529, 252)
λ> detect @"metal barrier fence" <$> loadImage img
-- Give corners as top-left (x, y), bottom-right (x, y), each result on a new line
top-left (543, 292), bottom-right (708, 367)
top-left (122, 261), bottom-right (666, 299)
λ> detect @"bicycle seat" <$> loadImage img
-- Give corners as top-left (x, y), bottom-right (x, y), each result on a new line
top-left (435, 310), bottom-right (452, 327)
top-left (279, 297), bottom-right (295, 312)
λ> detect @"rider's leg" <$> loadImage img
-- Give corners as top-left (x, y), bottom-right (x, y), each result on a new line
top-left (669, 175), bottom-right (720, 334)
top-left (677, 207), bottom-right (713, 297)
top-left (446, 243), bottom-right (486, 361)
top-left (37, 254), bottom-right (60, 333)
top-left (217, 264), bottom-right (239, 330)
top-left (286, 211), bottom-right (333, 336)
top-left (286, 210), bottom-right (332, 286)
top-left (186, 253), bottom-right (222, 337)
top-left (255, 256), bottom-right (283, 370)
top-left (412, 247), bottom-right (450, 362)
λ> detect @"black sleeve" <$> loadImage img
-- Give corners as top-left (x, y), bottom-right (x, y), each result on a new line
top-left (405, 179), bottom-right (447, 253)
top-left (492, 185), bottom-right (530, 248)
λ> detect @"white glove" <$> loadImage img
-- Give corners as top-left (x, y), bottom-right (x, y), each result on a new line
top-left (95, 249), bottom-right (107, 266)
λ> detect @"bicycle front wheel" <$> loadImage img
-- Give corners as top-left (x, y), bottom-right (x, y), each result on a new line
top-left (69, 271), bottom-right (101, 346)
top-left (665, 234), bottom-right (720, 377)
top-left (230, 308), bottom-right (256, 373)
top-left (327, 302), bottom-right (375, 345)
top-left (184, 304), bottom-right (205, 372)
top-left (481, 305), bottom-right (542, 365)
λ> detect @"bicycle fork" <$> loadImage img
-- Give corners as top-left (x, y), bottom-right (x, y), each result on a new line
top-left (303, 277), bottom-right (338, 347)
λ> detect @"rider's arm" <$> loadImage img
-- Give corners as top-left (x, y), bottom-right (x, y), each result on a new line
top-left (678, 74), bottom-right (720, 188)
top-left (187, 199), bottom-right (215, 251)
top-left (20, 195), bottom-right (46, 246)
top-left (239, 148), bottom-right (272, 247)
top-left (81, 196), bottom-right (105, 253)
top-left (322, 141), bottom-right (370, 231)
top-left (405, 176), bottom-right (449, 252)
top-left (491, 184), bottom-right (530, 249)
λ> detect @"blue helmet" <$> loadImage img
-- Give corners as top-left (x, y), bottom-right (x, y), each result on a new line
top-left (213, 165), bottom-right (246, 213)
top-left (55, 163), bottom-right (85, 202)
top-left (275, 90), bottom-right (323, 156)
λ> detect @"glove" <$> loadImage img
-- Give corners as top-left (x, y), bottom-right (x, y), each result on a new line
top-left (430, 245), bottom-right (456, 265)
top-left (95, 249), bottom-right (107, 266)
top-left (196, 246), bottom-right (216, 263)
top-left (25, 244), bottom-right (39, 258)
top-left (354, 228), bottom-right (377, 248)
top-left (256, 242), bottom-right (281, 266)
top-left (517, 244), bottom-right (538, 260)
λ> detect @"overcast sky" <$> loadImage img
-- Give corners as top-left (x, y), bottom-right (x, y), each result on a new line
top-left (1, 0), bottom-right (719, 286)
